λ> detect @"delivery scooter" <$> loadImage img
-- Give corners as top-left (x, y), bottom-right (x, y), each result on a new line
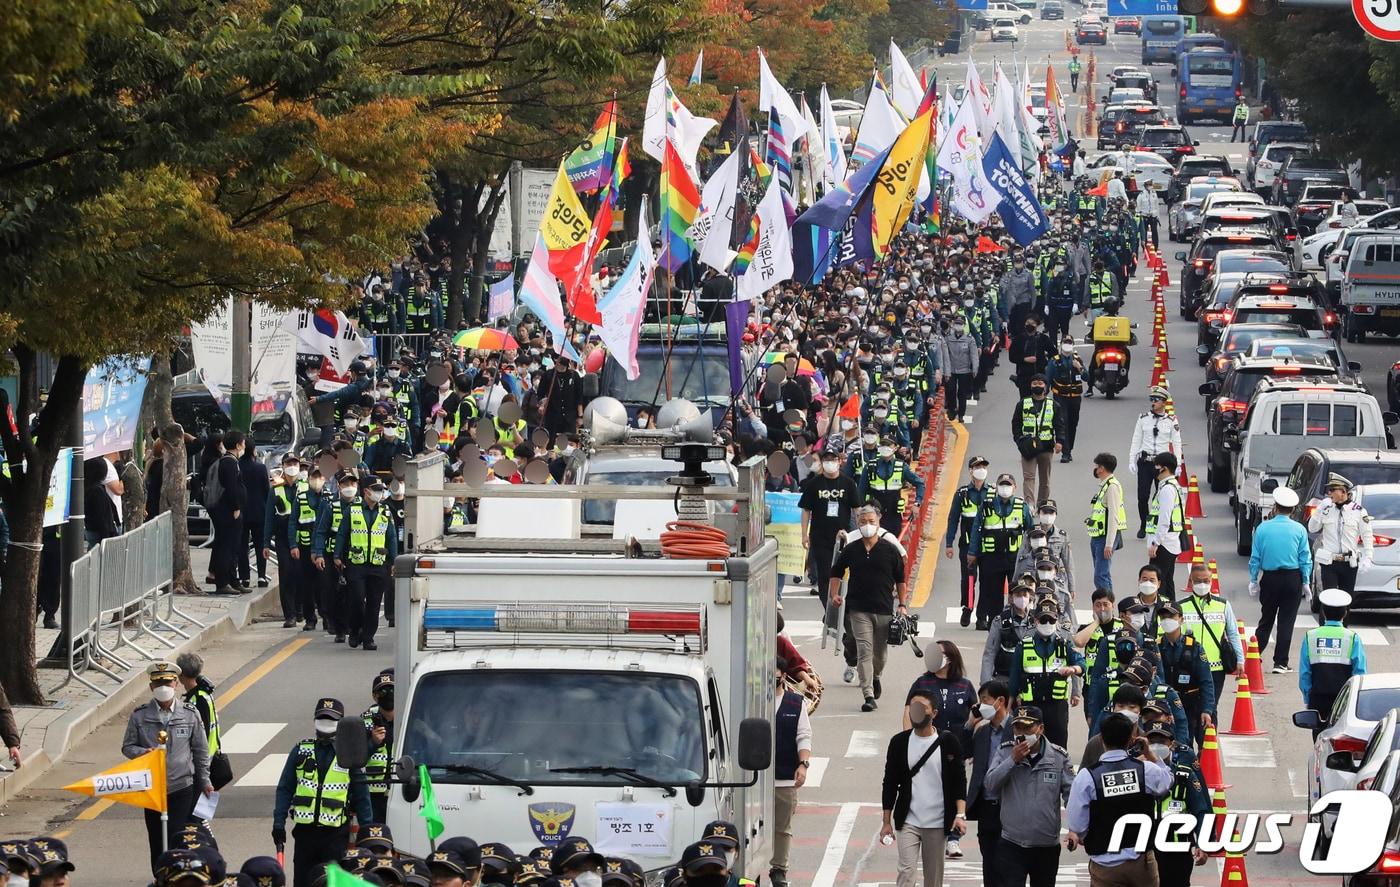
top-left (1085, 299), bottom-right (1137, 398)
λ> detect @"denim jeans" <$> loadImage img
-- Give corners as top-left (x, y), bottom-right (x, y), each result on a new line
top-left (1089, 534), bottom-right (1122, 591)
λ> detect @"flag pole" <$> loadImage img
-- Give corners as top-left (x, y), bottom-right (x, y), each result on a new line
top-left (158, 735), bottom-right (169, 853)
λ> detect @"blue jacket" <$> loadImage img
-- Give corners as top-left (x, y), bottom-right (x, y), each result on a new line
top-left (1158, 631), bottom-right (1217, 716)
top-left (1249, 514), bottom-right (1313, 583)
top-left (1300, 620), bottom-right (1367, 702)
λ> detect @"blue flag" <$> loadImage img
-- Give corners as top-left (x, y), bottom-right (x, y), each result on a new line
top-left (796, 144), bottom-right (893, 232)
top-left (791, 222), bottom-right (837, 285)
top-left (981, 133), bottom-right (1049, 247)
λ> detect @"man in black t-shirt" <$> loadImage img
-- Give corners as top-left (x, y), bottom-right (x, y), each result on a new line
top-left (831, 504), bottom-right (908, 712)
top-left (801, 443), bottom-right (860, 670)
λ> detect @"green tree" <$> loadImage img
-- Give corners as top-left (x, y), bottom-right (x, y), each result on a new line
top-left (0, 0), bottom-right (480, 703)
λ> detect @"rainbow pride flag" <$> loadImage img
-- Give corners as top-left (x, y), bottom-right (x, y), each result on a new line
top-left (660, 137), bottom-right (700, 272)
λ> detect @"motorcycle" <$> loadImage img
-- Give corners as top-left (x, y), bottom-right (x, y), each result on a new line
top-left (1086, 298), bottom-right (1137, 398)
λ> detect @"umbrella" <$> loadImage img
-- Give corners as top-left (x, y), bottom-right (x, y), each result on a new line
top-left (762, 353), bottom-right (816, 375)
top-left (453, 327), bottom-right (520, 350)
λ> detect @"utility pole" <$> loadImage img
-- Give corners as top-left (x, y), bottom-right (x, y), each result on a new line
top-left (230, 296), bottom-right (252, 432)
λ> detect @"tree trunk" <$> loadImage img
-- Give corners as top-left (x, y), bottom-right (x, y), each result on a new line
top-left (0, 352), bottom-right (87, 705)
top-left (467, 183), bottom-right (507, 324)
top-left (150, 353), bottom-right (199, 595)
top-left (447, 208), bottom-right (472, 329)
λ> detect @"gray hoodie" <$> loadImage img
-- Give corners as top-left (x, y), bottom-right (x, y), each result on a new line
top-left (945, 330), bottom-right (980, 375)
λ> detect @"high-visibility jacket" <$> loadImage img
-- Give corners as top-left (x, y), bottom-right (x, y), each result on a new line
top-left (1302, 623), bottom-right (1359, 702)
top-left (361, 705), bottom-right (391, 795)
top-left (347, 504), bottom-right (391, 567)
top-left (1020, 635), bottom-right (1071, 701)
top-left (289, 741), bottom-right (351, 827)
top-left (1232, 103), bottom-right (1249, 125)
top-left (1019, 397), bottom-right (1056, 443)
top-left (187, 686), bottom-right (221, 756)
top-left (1088, 272), bottom-right (1115, 309)
top-left (980, 497), bottom-right (1028, 555)
top-left (1147, 478), bottom-right (1184, 536)
top-left (293, 480), bottom-right (318, 547)
top-left (1180, 595), bottom-right (1230, 671)
top-left (1086, 476), bottom-right (1128, 538)
top-left (493, 417), bottom-right (526, 458)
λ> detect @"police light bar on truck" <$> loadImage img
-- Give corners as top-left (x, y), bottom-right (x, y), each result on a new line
top-left (420, 602), bottom-right (707, 652)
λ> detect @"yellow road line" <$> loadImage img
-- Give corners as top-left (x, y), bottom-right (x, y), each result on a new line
top-left (67, 636), bottom-right (311, 824)
top-left (912, 420), bottom-right (970, 609)
top-left (217, 637), bottom-right (311, 706)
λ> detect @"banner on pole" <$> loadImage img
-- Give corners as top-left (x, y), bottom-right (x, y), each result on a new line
top-left (63, 747), bottom-right (167, 813)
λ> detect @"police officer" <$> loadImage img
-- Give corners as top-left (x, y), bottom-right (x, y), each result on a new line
top-left (1074, 589), bottom-right (1120, 720)
top-left (1068, 55), bottom-right (1082, 91)
top-left (1155, 599), bottom-right (1216, 748)
top-left (845, 426), bottom-right (880, 480)
top-left (334, 478), bottom-right (398, 651)
top-left (426, 837), bottom-right (483, 887)
top-left (175, 652), bottom-right (222, 787)
top-left (1300, 588), bottom-right (1367, 728)
top-left (1144, 721), bottom-right (1212, 887)
top-left (1230, 95), bottom-right (1250, 142)
top-left (311, 471), bottom-right (359, 642)
top-left (388, 357), bottom-right (422, 447)
top-left (123, 662), bottom-right (212, 873)
top-left (1128, 387), bottom-right (1182, 538)
top-left (1065, 711), bottom-right (1173, 882)
top-left (1044, 339), bottom-right (1084, 463)
top-left (1308, 473), bottom-right (1375, 596)
top-left (1007, 598), bottom-right (1085, 748)
top-left (1147, 452), bottom-right (1186, 600)
top-left (945, 456), bottom-right (991, 628)
top-left (365, 417), bottom-right (412, 475)
top-left (969, 474), bottom-right (1034, 631)
top-left (1020, 501), bottom-right (1077, 599)
top-left (1180, 561), bottom-right (1245, 703)
top-left (362, 669), bottom-right (396, 822)
top-left (287, 466), bottom-right (325, 631)
top-left (1081, 259), bottom-right (1119, 322)
top-left (1013, 374), bottom-right (1063, 508)
top-left (859, 436), bottom-right (924, 538)
top-left (984, 705), bottom-right (1075, 887)
top-left (981, 581), bottom-right (1037, 683)
top-left (272, 698), bottom-right (374, 887)
top-left (265, 454), bottom-right (304, 627)
top-left (891, 360), bottom-right (927, 452)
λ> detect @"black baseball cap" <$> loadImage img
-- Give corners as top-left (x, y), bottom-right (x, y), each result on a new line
top-left (601, 858), bottom-right (645, 887)
top-left (701, 821), bottom-right (739, 851)
top-left (372, 668), bottom-right (395, 694)
top-left (429, 838), bottom-right (482, 875)
top-left (358, 823), bottom-right (394, 853)
top-left (28, 837), bottom-right (75, 876)
top-left (314, 697), bottom-right (345, 720)
top-left (480, 843), bottom-right (519, 876)
top-left (340, 848), bottom-right (378, 875)
top-left (550, 837), bottom-right (604, 874)
top-left (968, 455), bottom-right (990, 468)
top-left (517, 858), bottom-right (551, 886)
top-left (0, 842), bottom-right (37, 875)
top-left (679, 842), bottom-right (729, 875)
top-left (1012, 705), bottom-right (1044, 726)
top-left (154, 849), bottom-right (213, 885)
top-left (395, 857), bottom-right (430, 887)
top-left (239, 856), bottom-right (287, 887)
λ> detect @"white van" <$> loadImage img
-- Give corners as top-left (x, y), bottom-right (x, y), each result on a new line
top-left (1340, 230), bottom-right (1400, 341)
top-left (1226, 376), bottom-right (1396, 554)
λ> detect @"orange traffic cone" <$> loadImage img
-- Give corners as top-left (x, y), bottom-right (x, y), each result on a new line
top-left (1178, 460), bottom-right (1189, 486)
top-left (1186, 474), bottom-right (1206, 518)
top-left (1220, 846), bottom-right (1249, 886)
top-left (1227, 673), bottom-right (1266, 735)
top-left (1157, 265), bottom-right (1169, 287)
top-left (1208, 788), bottom-right (1231, 856)
top-left (1209, 558), bottom-right (1222, 596)
top-left (1150, 357), bottom-right (1163, 388)
top-left (1246, 635), bottom-right (1269, 695)
top-left (1199, 725), bottom-right (1230, 790)
top-left (1157, 340), bottom-right (1171, 372)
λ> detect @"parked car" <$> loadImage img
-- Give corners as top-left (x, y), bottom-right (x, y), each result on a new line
top-left (1272, 153), bottom-right (1349, 207)
top-left (1076, 16), bottom-right (1108, 44)
top-left (1041, 0), bottom-right (1065, 18)
top-left (1295, 674), bottom-right (1400, 846)
top-left (1284, 448), bottom-right (1400, 550)
top-left (1113, 15), bottom-right (1141, 32)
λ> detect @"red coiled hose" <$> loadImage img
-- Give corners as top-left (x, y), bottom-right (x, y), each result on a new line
top-left (659, 520), bottom-right (732, 559)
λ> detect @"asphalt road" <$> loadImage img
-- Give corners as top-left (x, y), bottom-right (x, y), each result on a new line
top-left (5, 16), bottom-right (1400, 887)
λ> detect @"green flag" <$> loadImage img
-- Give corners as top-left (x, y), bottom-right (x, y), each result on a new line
top-left (325, 866), bottom-right (372, 887)
top-left (419, 764), bottom-right (445, 841)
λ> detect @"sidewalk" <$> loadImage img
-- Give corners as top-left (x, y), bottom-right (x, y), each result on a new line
top-left (0, 545), bottom-right (285, 806)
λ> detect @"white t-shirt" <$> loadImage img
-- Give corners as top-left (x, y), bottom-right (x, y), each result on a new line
top-left (104, 459), bottom-right (123, 525)
top-left (904, 730), bottom-right (945, 829)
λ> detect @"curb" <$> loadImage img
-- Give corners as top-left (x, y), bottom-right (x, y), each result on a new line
top-left (911, 420), bottom-right (970, 610)
top-left (0, 582), bottom-right (281, 807)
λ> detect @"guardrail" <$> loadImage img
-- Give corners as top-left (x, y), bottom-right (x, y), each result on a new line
top-left (58, 512), bottom-right (197, 696)
top-left (899, 389), bottom-right (949, 586)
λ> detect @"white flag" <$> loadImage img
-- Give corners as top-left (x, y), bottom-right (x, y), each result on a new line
top-left (487, 274), bottom-right (515, 322)
top-left (965, 59), bottom-right (995, 144)
top-left (597, 206), bottom-right (656, 380)
top-left (689, 49), bottom-right (703, 86)
top-left (282, 309), bottom-right (365, 375)
top-left (819, 84), bottom-right (848, 188)
top-left (888, 40), bottom-right (923, 120)
top-left (799, 94), bottom-right (824, 203)
top-left (936, 98), bottom-right (997, 225)
top-left (992, 64), bottom-right (1022, 159)
top-left (691, 148), bottom-right (742, 272)
top-left (641, 58), bottom-right (669, 162)
top-left (1017, 65), bottom-right (1045, 181)
top-left (852, 74), bottom-right (904, 167)
top-left (759, 50), bottom-right (805, 147)
top-left (647, 82), bottom-right (716, 179)
top-left (736, 180), bottom-right (794, 301)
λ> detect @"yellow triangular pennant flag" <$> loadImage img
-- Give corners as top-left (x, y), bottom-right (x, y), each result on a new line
top-left (63, 747), bottom-right (167, 813)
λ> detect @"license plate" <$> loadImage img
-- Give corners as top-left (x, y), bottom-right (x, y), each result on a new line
top-left (1104, 362), bottom-right (1120, 371)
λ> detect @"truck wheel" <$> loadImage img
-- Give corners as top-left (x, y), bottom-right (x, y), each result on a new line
top-left (1209, 462), bottom-right (1230, 494)
top-left (1235, 505), bottom-right (1253, 556)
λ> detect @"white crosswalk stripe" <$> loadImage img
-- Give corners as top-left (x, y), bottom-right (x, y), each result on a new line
top-left (804, 756), bottom-right (829, 789)
top-left (783, 621), bottom-right (826, 640)
top-left (1219, 735), bottom-right (1277, 768)
top-left (845, 730), bottom-right (883, 758)
top-left (218, 722), bottom-right (287, 755)
top-left (234, 753), bottom-right (289, 788)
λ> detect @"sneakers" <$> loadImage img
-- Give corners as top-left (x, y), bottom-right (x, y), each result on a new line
top-left (1272, 664), bottom-right (1293, 674)
top-left (257, 577), bottom-right (270, 588)
top-left (844, 666), bottom-right (856, 683)
top-left (960, 607), bottom-right (972, 628)
top-left (946, 838), bottom-right (964, 859)
top-left (861, 696), bottom-right (878, 712)
top-left (873, 677), bottom-right (882, 699)
top-left (768, 871), bottom-right (789, 887)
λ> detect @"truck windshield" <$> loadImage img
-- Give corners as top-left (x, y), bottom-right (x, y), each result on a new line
top-left (401, 670), bottom-right (707, 786)
top-left (607, 348), bottom-right (732, 408)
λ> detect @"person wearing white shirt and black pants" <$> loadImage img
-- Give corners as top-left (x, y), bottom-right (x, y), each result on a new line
top-left (1128, 387), bottom-right (1182, 539)
top-left (770, 665), bottom-right (813, 887)
top-left (1147, 452), bottom-right (1185, 601)
top-left (881, 690), bottom-right (968, 887)
top-left (1135, 186), bottom-right (1160, 249)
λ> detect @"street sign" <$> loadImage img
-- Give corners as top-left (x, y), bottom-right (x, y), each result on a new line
top-left (1353, 0), bottom-right (1400, 40)
top-left (1110, 0), bottom-right (1181, 14)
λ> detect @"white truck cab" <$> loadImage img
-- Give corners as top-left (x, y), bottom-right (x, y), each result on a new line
top-left (1226, 377), bottom-right (1394, 554)
top-left (346, 443), bottom-right (778, 879)
top-left (1340, 230), bottom-right (1400, 342)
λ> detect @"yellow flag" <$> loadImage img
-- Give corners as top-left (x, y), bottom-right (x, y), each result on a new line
top-left (540, 161), bottom-right (591, 254)
top-left (63, 747), bottom-right (167, 813)
top-left (870, 107), bottom-right (935, 256)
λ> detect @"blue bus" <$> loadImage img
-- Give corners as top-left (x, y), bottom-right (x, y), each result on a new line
top-left (1140, 15), bottom-right (1185, 64)
top-left (1177, 46), bottom-right (1243, 124)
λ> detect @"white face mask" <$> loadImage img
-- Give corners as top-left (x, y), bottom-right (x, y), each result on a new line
top-left (391, 482), bottom-right (405, 497)
top-left (1037, 569), bottom-right (1054, 581)
top-left (996, 484), bottom-right (1014, 499)
top-left (383, 427), bottom-right (399, 439)
top-left (1129, 613), bottom-right (1146, 630)
top-left (1030, 537), bottom-right (1047, 550)
top-left (388, 369), bottom-right (401, 380)
top-left (152, 685), bottom-right (176, 704)
top-left (874, 408), bottom-right (889, 419)
top-left (1160, 618), bottom-right (1181, 634)
top-left (971, 467), bottom-right (989, 481)
top-left (340, 486), bottom-right (357, 500)
top-left (1061, 344), bottom-right (1074, 355)
top-left (1011, 595), bottom-right (1030, 610)
top-left (1116, 710), bottom-right (1141, 725)
top-left (1193, 582), bottom-right (1212, 597)
top-left (283, 466), bottom-right (300, 479)
top-left (314, 718), bottom-right (338, 736)
top-left (822, 460), bottom-right (841, 476)
top-left (1039, 513), bottom-right (1056, 527)
top-left (878, 446), bottom-right (895, 459)
top-left (378, 387), bottom-right (392, 399)
top-left (841, 419), bottom-right (857, 431)
top-left (859, 523), bottom-right (879, 539)
top-left (365, 490), bottom-right (383, 504)
top-left (862, 434), bottom-right (878, 447)
top-left (1036, 622), bottom-right (1056, 638)
top-left (1150, 742), bottom-right (1172, 760)
top-left (575, 873), bottom-right (603, 887)
top-left (977, 703), bottom-right (997, 720)
top-left (1138, 581), bottom-right (1158, 598)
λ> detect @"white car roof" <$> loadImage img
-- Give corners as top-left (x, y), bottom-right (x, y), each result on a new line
top-left (1354, 673), bottom-right (1400, 691)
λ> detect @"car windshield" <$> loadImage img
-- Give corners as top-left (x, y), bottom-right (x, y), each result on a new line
top-left (251, 411), bottom-right (293, 446)
top-left (1261, 124), bottom-right (1309, 145)
top-left (172, 394), bottom-right (232, 437)
top-left (1291, 156), bottom-right (1343, 172)
top-left (1188, 55), bottom-right (1234, 76)
top-left (1222, 326), bottom-right (1305, 354)
top-left (607, 347), bottom-right (731, 408)
top-left (1030, 93), bottom-right (1047, 109)
top-left (1330, 465), bottom-right (1400, 489)
top-left (582, 469), bottom-right (734, 524)
top-left (995, 19), bottom-right (1014, 25)
top-left (1181, 161), bottom-right (1231, 178)
top-left (1250, 341), bottom-right (1338, 364)
top-left (1356, 689), bottom-right (1400, 721)
top-left (1199, 239), bottom-right (1272, 261)
top-left (1142, 129), bottom-right (1186, 146)
top-left (1360, 492), bottom-right (1400, 520)
top-left (1301, 186), bottom-right (1349, 202)
top-left (401, 670), bottom-right (706, 785)
top-left (1213, 254), bottom-right (1289, 275)
top-left (1186, 184), bottom-right (1236, 203)
top-left (1234, 306), bottom-right (1322, 328)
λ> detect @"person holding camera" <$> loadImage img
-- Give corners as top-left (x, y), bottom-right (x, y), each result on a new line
top-left (984, 705), bottom-right (1076, 887)
top-left (831, 504), bottom-right (909, 713)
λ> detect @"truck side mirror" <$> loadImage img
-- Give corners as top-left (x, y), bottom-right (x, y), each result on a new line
top-left (685, 783), bottom-right (706, 807)
top-left (398, 755), bottom-right (422, 803)
top-left (1261, 478), bottom-right (1279, 494)
top-left (737, 717), bottom-right (773, 771)
top-left (1384, 411), bottom-right (1400, 427)
top-left (335, 716), bottom-right (370, 770)
top-left (1293, 710), bottom-right (1322, 731)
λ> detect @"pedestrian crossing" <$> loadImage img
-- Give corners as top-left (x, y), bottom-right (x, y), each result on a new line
top-left (234, 753), bottom-right (289, 788)
top-left (844, 730), bottom-right (883, 758)
top-left (218, 722), bottom-right (286, 755)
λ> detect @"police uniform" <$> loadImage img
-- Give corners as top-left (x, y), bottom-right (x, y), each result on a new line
top-left (361, 670), bottom-right (396, 823)
top-left (311, 475), bottom-right (357, 641)
top-left (1156, 604), bottom-right (1217, 748)
top-left (1308, 475), bottom-right (1375, 596)
top-left (333, 480), bottom-right (398, 650)
top-left (1148, 725), bottom-right (1212, 887)
top-left (1007, 600), bottom-right (1085, 748)
top-left (266, 471), bottom-right (302, 626)
top-left (287, 476), bottom-right (324, 629)
top-left (944, 460), bottom-right (990, 626)
top-left (861, 449), bottom-right (922, 537)
top-left (1300, 588), bottom-right (1367, 727)
top-left (272, 698), bottom-right (374, 887)
top-left (981, 597), bottom-right (1036, 683)
top-left (970, 483), bottom-right (1034, 630)
top-left (1128, 399), bottom-right (1182, 536)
